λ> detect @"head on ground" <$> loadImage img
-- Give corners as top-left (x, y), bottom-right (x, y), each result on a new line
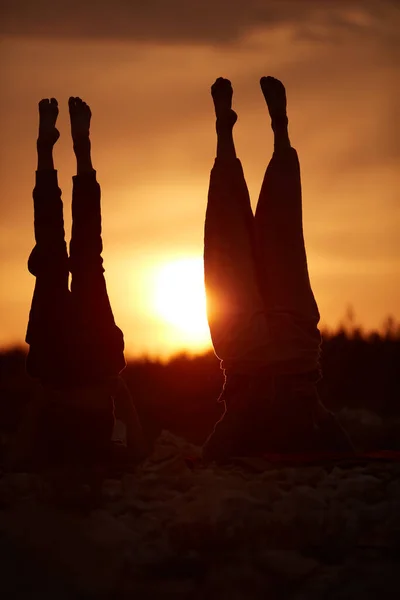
top-left (5, 380), bottom-right (118, 471)
top-left (37, 382), bottom-right (117, 466)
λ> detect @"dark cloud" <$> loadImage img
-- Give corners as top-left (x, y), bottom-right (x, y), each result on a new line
top-left (1, 0), bottom-right (398, 43)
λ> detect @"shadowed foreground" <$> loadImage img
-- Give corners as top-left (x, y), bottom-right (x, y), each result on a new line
top-left (0, 431), bottom-right (399, 599)
top-left (0, 327), bottom-right (399, 597)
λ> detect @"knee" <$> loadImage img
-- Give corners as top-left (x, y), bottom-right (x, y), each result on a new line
top-left (28, 245), bottom-right (69, 278)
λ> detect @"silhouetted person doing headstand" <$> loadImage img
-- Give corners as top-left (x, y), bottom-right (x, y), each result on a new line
top-left (203, 77), bottom-right (353, 462)
top-left (25, 97), bottom-right (131, 464)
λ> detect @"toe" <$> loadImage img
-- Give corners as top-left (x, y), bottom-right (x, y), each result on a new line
top-left (84, 103), bottom-right (91, 116)
top-left (212, 77), bottom-right (232, 89)
top-left (262, 76), bottom-right (285, 90)
top-left (260, 76), bottom-right (286, 99)
top-left (68, 97), bottom-right (76, 112)
top-left (260, 76), bottom-right (272, 89)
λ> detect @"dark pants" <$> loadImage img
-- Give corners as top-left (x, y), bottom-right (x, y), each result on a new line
top-left (203, 148), bottom-right (354, 459)
top-left (26, 170), bottom-right (125, 388)
top-left (204, 148), bottom-right (321, 376)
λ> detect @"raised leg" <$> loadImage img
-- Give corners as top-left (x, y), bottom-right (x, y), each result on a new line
top-left (254, 77), bottom-right (321, 373)
top-left (26, 99), bottom-right (71, 386)
top-left (68, 97), bottom-right (125, 385)
top-left (204, 78), bottom-right (270, 372)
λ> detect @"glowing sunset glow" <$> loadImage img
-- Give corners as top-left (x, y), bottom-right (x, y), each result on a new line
top-left (152, 257), bottom-right (211, 350)
top-left (0, 2), bottom-right (399, 358)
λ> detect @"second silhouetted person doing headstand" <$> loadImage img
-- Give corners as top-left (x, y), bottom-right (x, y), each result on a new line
top-left (203, 76), bottom-right (353, 463)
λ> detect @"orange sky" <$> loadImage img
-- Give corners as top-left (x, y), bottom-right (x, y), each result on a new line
top-left (0, 1), bottom-right (399, 358)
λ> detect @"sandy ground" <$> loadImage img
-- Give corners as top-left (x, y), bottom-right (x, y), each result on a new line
top-left (0, 430), bottom-right (399, 600)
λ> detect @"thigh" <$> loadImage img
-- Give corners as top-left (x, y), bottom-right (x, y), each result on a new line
top-left (26, 280), bottom-right (73, 385)
top-left (205, 158), bottom-right (267, 366)
top-left (254, 148), bottom-right (319, 321)
top-left (69, 276), bottom-right (125, 383)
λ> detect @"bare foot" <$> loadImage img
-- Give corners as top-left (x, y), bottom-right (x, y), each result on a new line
top-left (38, 98), bottom-right (60, 146)
top-left (211, 77), bottom-right (237, 129)
top-left (69, 96), bottom-right (91, 144)
top-left (260, 76), bottom-right (288, 124)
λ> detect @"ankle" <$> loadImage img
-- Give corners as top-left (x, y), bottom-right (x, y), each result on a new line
top-left (271, 115), bottom-right (289, 132)
top-left (215, 109), bottom-right (237, 132)
top-left (76, 160), bottom-right (94, 175)
top-left (37, 143), bottom-right (55, 171)
top-left (73, 136), bottom-right (91, 155)
top-left (272, 120), bottom-right (291, 151)
top-left (216, 123), bottom-right (234, 140)
top-left (216, 131), bottom-right (237, 160)
top-left (73, 138), bottom-right (94, 174)
top-left (37, 139), bottom-right (55, 151)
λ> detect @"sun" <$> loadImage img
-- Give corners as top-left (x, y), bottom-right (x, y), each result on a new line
top-left (152, 257), bottom-right (211, 350)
